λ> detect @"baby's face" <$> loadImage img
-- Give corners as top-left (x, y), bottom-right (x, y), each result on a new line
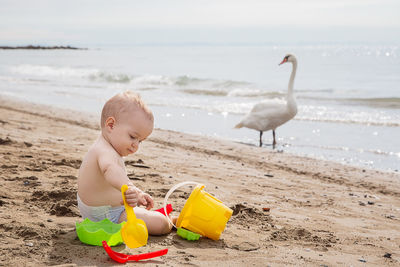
top-left (108, 109), bottom-right (153, 157)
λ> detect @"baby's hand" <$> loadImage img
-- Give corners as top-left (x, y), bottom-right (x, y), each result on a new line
top-left (141, 192), bottom-right (154, 210)
top-left (123, 186), bottom-right (154, 210)
top-left (123, 186), bottom-right (142, 207)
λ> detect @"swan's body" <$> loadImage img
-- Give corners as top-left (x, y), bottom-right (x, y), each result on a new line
top-left (235, 54), bottom-right (298, 148)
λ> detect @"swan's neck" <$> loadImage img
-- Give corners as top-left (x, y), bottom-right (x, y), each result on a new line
top-left (287, 60), bottom-right (297, 97)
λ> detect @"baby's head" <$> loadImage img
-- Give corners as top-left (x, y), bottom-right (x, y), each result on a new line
top-left (101, 91), bottom-right (154, 156)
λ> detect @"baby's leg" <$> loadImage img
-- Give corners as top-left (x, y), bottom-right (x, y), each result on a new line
top-left (118, 207), bottom-right (173, 235)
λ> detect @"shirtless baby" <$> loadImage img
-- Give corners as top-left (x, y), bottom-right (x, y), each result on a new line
top-left (77, 91), bottom-right (172, 235)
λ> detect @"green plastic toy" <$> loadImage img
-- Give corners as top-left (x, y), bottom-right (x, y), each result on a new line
top-left (177, 228), bottom-right (201, 241)
top-left (76, 218), bottom-right (126, 246)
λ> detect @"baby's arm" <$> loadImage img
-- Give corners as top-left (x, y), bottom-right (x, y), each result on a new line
top-left (97, 153), bottom-right (154, 209)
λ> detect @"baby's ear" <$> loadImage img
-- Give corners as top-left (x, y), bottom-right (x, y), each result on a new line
top-left (105, 117), bottom-right (115, 131)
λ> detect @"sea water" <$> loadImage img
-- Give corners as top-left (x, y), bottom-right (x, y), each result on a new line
top-left (0, 45), bottom-right (399, 171)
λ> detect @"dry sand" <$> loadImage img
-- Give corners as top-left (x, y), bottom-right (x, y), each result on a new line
top-left (0, 96), bottom-right (399, 266)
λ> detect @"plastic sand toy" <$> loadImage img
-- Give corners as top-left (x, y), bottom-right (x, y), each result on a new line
top-left (155, 203), bottom-right (173, 216)
top-left (177, 228), bottom-right (201, 241)
top-left (121, 184), bottom-right (148, 248)
top-left (164, 181), bottom-right (233, 241)
top-left (76, 218), bottom-right (125, 246)
top-left (102, 241), bottom-right (168, 263)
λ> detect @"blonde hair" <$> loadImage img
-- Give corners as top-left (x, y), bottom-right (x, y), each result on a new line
top-left (100, 91), bottom-right (153, 128)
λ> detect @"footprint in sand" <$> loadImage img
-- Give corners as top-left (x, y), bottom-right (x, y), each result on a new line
top-left (231, 241), bottom-right (260, 251)
top-left (30, 189), bottom-right (79, 217)
top-left (0, 137), bottom-right (14, 145)
top-left (53, 159), bottom-right (82, 169)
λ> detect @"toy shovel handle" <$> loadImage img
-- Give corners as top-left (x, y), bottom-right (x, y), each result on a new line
top-left (128, 248), bottom-right (169, 261)
top-left (102, 241), bottom-right (168, 263)
top-left (121, 184), bottom-right (137, 221)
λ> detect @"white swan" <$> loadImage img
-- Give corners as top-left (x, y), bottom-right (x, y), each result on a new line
top-left (235, 54), bottom-right (298, 149)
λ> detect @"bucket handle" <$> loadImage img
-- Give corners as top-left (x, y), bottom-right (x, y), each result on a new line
top-left (163, 181), bottom-right (200, 229)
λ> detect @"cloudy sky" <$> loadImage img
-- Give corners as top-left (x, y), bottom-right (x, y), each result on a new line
top-left (1, 0), bottom-right (399, 45)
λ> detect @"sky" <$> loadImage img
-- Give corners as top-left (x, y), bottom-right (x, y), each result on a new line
top-left (1, 0), bottom-right (400, 46)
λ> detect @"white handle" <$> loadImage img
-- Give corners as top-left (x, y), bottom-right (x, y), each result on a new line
top-left (163, 181), bottom-right (200, 229)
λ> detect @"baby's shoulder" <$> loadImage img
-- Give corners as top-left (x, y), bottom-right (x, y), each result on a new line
top-left (83, 141), bottom-right (106, 159)
top-left (90, 141), bottom-right (120, 162)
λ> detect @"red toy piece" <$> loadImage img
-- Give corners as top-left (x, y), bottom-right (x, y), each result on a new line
top-left (155, 204), bottom-right (173, 216)
top-left (102, 241), bottom-right (168, 263)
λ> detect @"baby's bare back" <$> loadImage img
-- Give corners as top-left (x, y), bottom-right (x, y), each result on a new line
top-left (77, 136), bottom-right (125, 207)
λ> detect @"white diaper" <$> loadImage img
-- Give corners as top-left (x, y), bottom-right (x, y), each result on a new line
top-left (77, 194), bottom-right (125, 223)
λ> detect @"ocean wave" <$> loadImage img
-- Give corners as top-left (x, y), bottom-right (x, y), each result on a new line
top-left (207, 102), bottom-right (400, 126)
top-left (296, 105), bottom-right (400, 127)
top-left (10, 64), bottom-right (98, 77)
top-left (148, 99), bottom-right (400, 126)
top-left (298, 96), bottom-right (400, 109)
top-left (175, 75), bottom-right (251, 87)
top-left (295, 116), bottom-right (400, 127)
top-left (136, 87), bottom-right (159, 91)
top-left (177, 85), bottom-right (400, 111)
top-left (297, 88), bottom-right (335, 94)
top-left (90, 72), bottom-right (178, 86)
top-left (227, 89), bottom-right (284, 98)
top-left (181, 88), bottom-right (228, 96)
top-left (89, 72), bottom-right (131, 83)
top-left (179, 87), bottom-right (286, 98)
top-left (213, 80), bottom-right (253, 88)
top-left (342, 97), bottom-right (400, 109)
top-left (364, 149), bottom-right (400, 157)
top-left (132, 75), bottom-right (175, 86)
top-left (7, 65), bottom-right (400, 113)
top-left (175, 75), bottom-right (205, 86)
top-left (179, 87), bottom-right (340, 99)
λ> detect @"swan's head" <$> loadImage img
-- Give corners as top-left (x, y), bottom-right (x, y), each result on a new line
top-left (279, 54), bottom-right (297, 65)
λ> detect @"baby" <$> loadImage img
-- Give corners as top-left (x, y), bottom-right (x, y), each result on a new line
top-left (77, 91), bottom-right (172, 235)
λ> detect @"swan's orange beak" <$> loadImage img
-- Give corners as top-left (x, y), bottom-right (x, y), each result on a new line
top-left (279, 58), bottom-right (287, 65)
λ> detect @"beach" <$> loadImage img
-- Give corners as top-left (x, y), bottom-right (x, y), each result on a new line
top-left (0, 96), bottom-right (399, 266)
top-left (1, 45), bottom-right (399, 172)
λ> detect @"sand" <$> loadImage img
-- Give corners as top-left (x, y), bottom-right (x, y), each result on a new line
top-left (0, 96), bottom-right (399, 266)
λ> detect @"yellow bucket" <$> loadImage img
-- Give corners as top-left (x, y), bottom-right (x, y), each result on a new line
top-left (164, 182), bottom-right (233, 240)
